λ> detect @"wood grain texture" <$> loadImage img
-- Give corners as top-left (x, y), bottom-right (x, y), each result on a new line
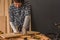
top-left (0, 16), bottom-right (7, 33)
top-left (0, 33), bottom-right (22, 39)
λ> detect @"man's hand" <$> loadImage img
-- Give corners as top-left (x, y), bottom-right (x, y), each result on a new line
top-left (22, 16), bottom-right (30, 35)
top-left (21, 27), bottom-right (27, 35)
top-left (10, 22), bottom-right (18, 33)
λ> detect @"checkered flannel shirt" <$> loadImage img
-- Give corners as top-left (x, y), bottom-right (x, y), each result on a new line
top-left (9, 1), bottom-right (31, 28)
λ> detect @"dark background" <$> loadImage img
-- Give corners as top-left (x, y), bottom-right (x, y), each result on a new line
top-left (28, 0), bottom-right (60, 34)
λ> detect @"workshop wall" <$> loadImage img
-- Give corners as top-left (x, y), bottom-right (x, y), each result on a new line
top-left (29, 0), bottom-right (60, 34)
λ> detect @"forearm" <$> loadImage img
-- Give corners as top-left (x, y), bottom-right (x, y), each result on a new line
top-left (23, 15), bottom-right (31, 28)
top-left (10, 22), bottom-right (18, 33)
top-left (22, 15), bottom-right (30, 34)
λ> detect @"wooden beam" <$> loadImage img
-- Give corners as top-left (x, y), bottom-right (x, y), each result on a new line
top-left (0, 16), bottom-right (7, 33)
top-left (0, 0), bottom-right (5, 16)
top-left (5, 0), bottom-right (11, 33)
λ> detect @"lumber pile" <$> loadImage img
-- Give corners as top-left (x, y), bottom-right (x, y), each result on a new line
top-left (0, 31), bottom-right (51, 40)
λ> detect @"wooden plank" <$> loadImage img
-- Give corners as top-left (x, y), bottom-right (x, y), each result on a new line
top-left (0, 0), bottom-right (5, 16)
top-left (0, 33), bottom-right (22, 39)
top-left (0, 16), bottom-right (7, 33)
top-left (35, 34), bottom-right (51, 40)
top-left (5, 0), bottom-right (11, 33)
top-left (11, 38), bottom-right (24, 40)
top-left (27, 31), bottom-right (40, 35)
top-left (21, 35), bottom-right (31, 39)
top-left (2, 0), bottom-right (5, 16)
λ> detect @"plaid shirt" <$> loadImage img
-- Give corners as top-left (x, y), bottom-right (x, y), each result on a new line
top-left (9, 1), bottom-right (31, 28)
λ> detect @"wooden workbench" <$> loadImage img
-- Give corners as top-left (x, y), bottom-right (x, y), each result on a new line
top-left (0, 33), bottom-right (22, 40)
top-left (0, 31), bottom-right (51, 40)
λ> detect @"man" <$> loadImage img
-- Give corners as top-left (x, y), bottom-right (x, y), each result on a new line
top-left (9, 0), bottom-right (31, 34)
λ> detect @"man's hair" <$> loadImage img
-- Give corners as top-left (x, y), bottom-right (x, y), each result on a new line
top-left (13, 0), bottom-right (24, 4)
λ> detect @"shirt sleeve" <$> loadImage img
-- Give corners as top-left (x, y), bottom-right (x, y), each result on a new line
top-left (24, 1), bottom-right (32, 16)
top-left (9, 6), bottom-right (14, 22)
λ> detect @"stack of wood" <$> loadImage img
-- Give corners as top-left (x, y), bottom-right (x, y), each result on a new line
top-left (0, 31), bottom-right (51, 40)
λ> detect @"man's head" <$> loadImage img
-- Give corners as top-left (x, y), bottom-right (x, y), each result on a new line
top-left (13, 0), bottom-right (24, 8)
top-left (13, 0), bottom-right (24, 4)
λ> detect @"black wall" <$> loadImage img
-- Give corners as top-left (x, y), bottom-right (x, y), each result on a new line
top-left (27, 0), bottom-right (60, 34)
